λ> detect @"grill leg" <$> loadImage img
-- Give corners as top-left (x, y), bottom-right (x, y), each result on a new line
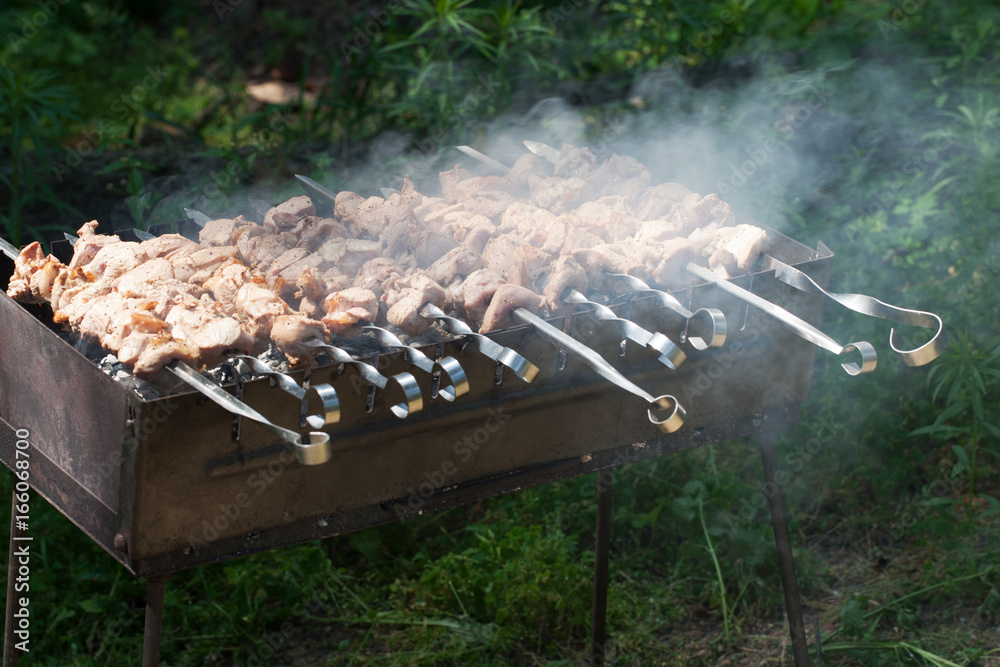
top-left (591, 469), bottom-right (613, 666)
top-left (141, 574), bottom-right (169, 667)
top-left (758, 431), bottom-right (810, 667)
top-left (3, 491), bottom-right (23, 667)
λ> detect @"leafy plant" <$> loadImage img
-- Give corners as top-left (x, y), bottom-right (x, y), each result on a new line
top-left (0, 63), bottom-right (81, 244)
top-left (911, 331), bottom-right (1000, 566)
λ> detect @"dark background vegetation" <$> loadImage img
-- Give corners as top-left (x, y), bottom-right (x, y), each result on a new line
top-left (1, 0), bottom-right (999, 664)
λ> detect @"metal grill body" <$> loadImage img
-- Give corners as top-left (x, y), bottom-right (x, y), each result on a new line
top-left (0, 225), bottom-right (830, 578)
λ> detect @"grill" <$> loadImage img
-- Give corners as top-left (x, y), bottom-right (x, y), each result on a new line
top-left (0, 146), bottom-right (944, 666)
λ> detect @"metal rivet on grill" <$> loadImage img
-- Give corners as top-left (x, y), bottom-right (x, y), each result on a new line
top-left (430, 370), bottom-right (441, 399)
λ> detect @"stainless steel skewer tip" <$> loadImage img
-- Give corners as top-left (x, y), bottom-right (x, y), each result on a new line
top-left (0, 236), bottom-right (19, 261)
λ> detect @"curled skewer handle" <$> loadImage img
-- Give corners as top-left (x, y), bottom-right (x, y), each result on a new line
top-left (303, 339), bottom-right (423, 418)
top-left (362, 326), bottom-right (470, 401)
top-left (686, 263), bottom-right (876, 375)
top-left (168, 363), bottom-right (331, 465)
top-left (609, 273), bottom-right (727, 350)
top-left (305, 383), bottom-right (341, 431)
top-left (231, 355), bottom-right (307, 399)
top-left (648, 395), bottom-right (686, 434)
top-left (421, 304), bottom-right (539, 383)
top-left (762, 254), bottom-right (945, 367)
top-left (564, 290), bottom-right (687, 370)
top-left (512, 308), bottom-right (685, 433)
top-left (363, 326), bottom-right (434, 372)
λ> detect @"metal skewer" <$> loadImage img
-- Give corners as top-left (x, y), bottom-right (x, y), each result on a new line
top-left (610, 274), bottom-right (727, 350)
top-left (759, 252), bottom-right (945, 367)
top-left (685, 263), bottom-right (877, 375)
top-left (183, 208), bottom-right (211, 227)
top-left (227, 355), bottom-right (308, 399)
top-left (0, 237), bottom-right (19, 261)
top-left (168, 363), bottom-right (332, 465)
top-left (295, 174), bottom-right (337, 206)
top-left (564, 290), bottom-right (687, 370)
top-left (512, 308), bottom-right (685, 432)
top-left (523, 140), bottom-right (561, 164)
top-left (249, 198), bottom-right (272, 220)
top-left (420, 303), bottom-right (539, 383)
top-left (302, 339), bottom-right (423, 418)
top-left (456, 146), bottom-right (510, 173)
top-left (363, 326), bottom-right (470, 402)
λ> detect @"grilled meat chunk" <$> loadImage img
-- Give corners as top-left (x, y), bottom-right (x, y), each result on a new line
top-left (542, 255), bottom-right (588, 313)
top-left (6, 242), bottom-right (65, 304)
top-left (385, 273), bottom-right (446, 335)
top-left (263, 196), bottom-right (315, 232)
top-left (234, 282), bottom-right (289, 339)
top-left (707, 224), bottom-right (769, 278)
top-left (321, 287), bottom-right (378, 337)
top-left (271, 314), bottom-right (329, 366)
top-left (480, 284), bottom-right (541, 333)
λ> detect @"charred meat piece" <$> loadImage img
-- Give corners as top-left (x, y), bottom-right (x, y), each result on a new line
top-left (352, 257), bottom-right (404, 296)
top-left (587, 154), bottom-right (651, 193)
top-left (321, 287), bottom-right (378, 337)
top-left (528, 174), bottom-right (588, 213)
top-left (68, 221), bottom-right (120, 271)
top-left (707, 224), bottom-right (769, 278)
top-left (385, 273), bottom-right (446, 335)
top-left (451, 268), bottom-right (504, 325)
top-left (6, 242), bottom-right (66, 304)
top-left (480, 284), bottom-right (541, 333)
top-left (439, 166), bottom-right (474, 201)
top-left (234, 282), bottom-right (289, 339)
top-left (554, 145), bottom-right (598, 179)
top-left (459, 190), bottom-right (515, 220)
top-left (633, 182), bottom-right (692, 220)
top-left (139, 233), bottom-right (202, 263)
top-left (542, 255), bottom-right (588, 313)
top-left (411, 230), bottom-right (460, 268)
top-left (203, 259), bottom-right (254, 314)
top-left (199, 217), bottom-right (243, 247)
top-left (263, 196), bottom-right (315, 232)
top-left (426, 247), bottom-right (483, 287)
top-left (508, 153), bottom-right (547, 188)
top-left (172, 246), bottom-right (239, 284)
top-left (647, 238), bottom-right (700, 289)
top-left (271, 314), bottom-right (329, 366)
top-left (334, 191), bottom-right (365, 221)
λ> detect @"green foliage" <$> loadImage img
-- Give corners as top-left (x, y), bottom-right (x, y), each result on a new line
top-left (0, 63), bottom-right (80, 244)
